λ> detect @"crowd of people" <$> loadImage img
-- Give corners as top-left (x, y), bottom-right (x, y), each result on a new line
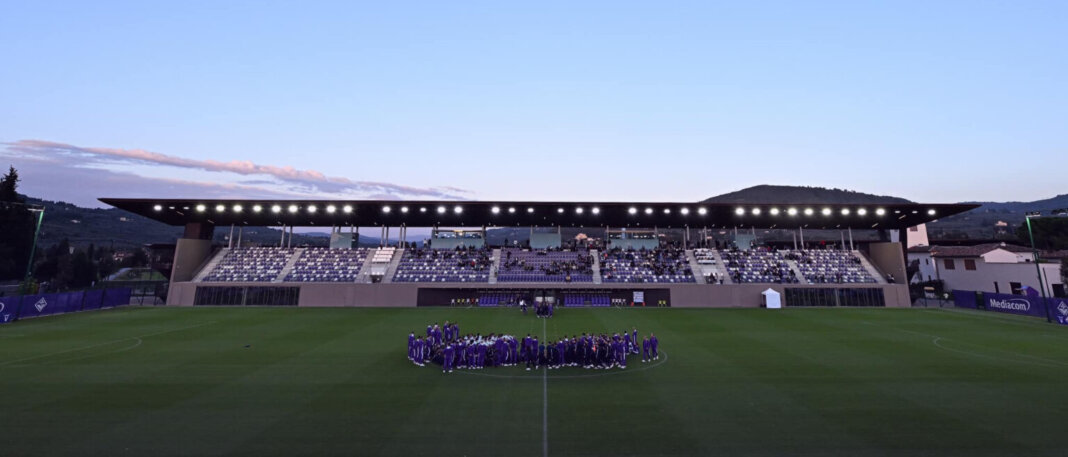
top-left (500, 248), bottom-right (594, 277)
top-left (405, 246), bottom-right (493, 271)
top-left (600, 247), bottom-right (693, 281)
top-left (407, 322), bottom-right (660, 373)
top-left (520, 299), bottom-right (555, 318)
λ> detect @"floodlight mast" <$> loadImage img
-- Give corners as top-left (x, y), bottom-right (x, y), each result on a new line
top-left (1024, 211), bottom-right (1052, 323)
top-left (4, 201), bottom-right (47, 283)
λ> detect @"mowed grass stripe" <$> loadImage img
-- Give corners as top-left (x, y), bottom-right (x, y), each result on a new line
top-left (2, 307), bottom-right (1068, 457)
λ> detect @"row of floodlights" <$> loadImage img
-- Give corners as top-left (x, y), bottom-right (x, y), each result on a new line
top-left (153, 204), bottom-right (936, 217)
top-left (733, 207), bottom-right (935, 217)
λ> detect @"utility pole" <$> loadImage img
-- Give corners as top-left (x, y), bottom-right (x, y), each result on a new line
top-left (1025, 211), bottom-right (1052, 323)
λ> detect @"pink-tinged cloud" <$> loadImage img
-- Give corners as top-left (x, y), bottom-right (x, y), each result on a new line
top-left (6, 155), bottom-right (305, 207)
top-left (4, 139), bottom-right (471, 200)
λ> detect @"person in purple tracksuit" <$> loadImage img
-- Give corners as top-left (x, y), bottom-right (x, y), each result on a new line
top-left (413, 337), bottom-right (425, 366)
top-left (443, 344), bottom-right (455, 373)
top-left (466, 343), bottom-right (477, 369)
top-left (641, 336), bottom-right (650, 362)
top-left (508, 336), bottom-right (518, 366)
top-left (631, 328), bottom-right (639, 353)
top-left (650, 333), bottom-right (659, 360)
top-left (408, 332), bottom-right (416, 360)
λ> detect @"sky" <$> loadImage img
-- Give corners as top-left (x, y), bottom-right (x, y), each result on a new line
top-left (1, 1), bottom-right (1065, 208)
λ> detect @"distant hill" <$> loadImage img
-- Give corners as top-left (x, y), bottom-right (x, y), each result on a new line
top-left (25, 197), bottom-right (330, 249)
top-left (926, 194), bottom-right (1068, 239)
top-left (703, 185), bottom-right (912, 205)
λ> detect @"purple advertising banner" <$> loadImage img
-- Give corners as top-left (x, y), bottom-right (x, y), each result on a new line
top-left (951, 290), bottom-right (978, 309)
top-left (0, 296), bottom-right (18, 324)
top-left (82, 290), bottom-right (104, 310)
top-left (1, 289), bottom-right (132, 323)
top-left (61, 291), bottom-right (85, 313)
top-left (953, 290), bottom-right (1065, 322)
top-left (102, 289), bottom-right (132, 309)
top-left (982, 292), bottom-right (1049, 318)
top-left (17, 293), bottom-right (61, 318)
top-left (1051, 297), bottom-right (1068, 326)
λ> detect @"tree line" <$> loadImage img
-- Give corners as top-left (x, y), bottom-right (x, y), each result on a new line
top-left (1, 166), bottom-right (150, 294)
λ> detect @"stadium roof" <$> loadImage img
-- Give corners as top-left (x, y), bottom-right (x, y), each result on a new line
top-left (100, 198), bottom-right (978, 230)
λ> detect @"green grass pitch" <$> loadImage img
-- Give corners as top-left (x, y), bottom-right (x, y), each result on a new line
top-left (2, 306), bottom-right (1067, 457)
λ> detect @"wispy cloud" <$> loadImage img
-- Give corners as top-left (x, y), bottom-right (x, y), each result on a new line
top-left (3, 139), bottom-right (471, 202)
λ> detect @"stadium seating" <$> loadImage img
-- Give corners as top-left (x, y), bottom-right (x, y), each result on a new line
top-left (497, 248), bottom-right (594, 283)
top-left (693, 248), bottom-right (717, 265)
top-left (284, 248), bottom-right (368, 282)
top-left (562, 293), bottom-right (611, 307)
top-left (720, 248), bottom-right (798, 284)
top-left (786, 250), bottom-right (877, 284)
top-left (204, 247), bottom-right (294, 282)
top-left (478, 292), bottom-right (524, 307)
top-left (392, 247), bottom-right (491, 283)
top-left (600, 247), bottom-right (694, 283)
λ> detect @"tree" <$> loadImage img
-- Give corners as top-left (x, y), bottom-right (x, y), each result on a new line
top-left (71, 250), bottom-right (94, 289)
top-left (123, 248), bottom-right (149, 268)
top-left (1016, 218), bottom-right (1068, 251)
top-left (0, 166), bottom-right (20, 203)
top-left (0, 166), bottom-right (35, 280)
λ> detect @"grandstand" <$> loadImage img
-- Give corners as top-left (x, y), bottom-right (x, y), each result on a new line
top-left (202, 247), bottom-right (294, 282)
top-left (99, 198), bottom-right (977, 308)
top-left (284, 247), bottom-right (368, 282)
top-left (600, 247), bottom-right (694, 283)
top-left (497, 248), bottom-right (593, 283)
top-left (393, 247), bottom-right (491, 283)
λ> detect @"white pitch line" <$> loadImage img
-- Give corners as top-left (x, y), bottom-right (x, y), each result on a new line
top-left (541, 317), bottom-right (548, 457)
top-left (0, 320), bottom-right (216, 367)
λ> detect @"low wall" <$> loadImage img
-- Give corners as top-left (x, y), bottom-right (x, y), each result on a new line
top-left (0, 288), bottom-right (134, 324)
top-left (169, 281), bottom-right (911, 308)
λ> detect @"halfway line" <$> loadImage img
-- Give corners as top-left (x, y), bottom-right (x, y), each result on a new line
top-left (542, 317), bottom-right (548, 457)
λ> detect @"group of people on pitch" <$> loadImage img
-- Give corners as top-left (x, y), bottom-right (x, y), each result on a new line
top-left (520, 299), bottom-right (554, 318)
top-left (407, 322), bottom-right (661, 373)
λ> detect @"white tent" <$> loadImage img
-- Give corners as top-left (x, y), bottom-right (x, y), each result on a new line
top-left (762, 288), bottom-right (782, 309)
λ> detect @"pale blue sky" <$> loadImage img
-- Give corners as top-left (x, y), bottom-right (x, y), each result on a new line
top-left (1, 1), bottom-right (1065, 206)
